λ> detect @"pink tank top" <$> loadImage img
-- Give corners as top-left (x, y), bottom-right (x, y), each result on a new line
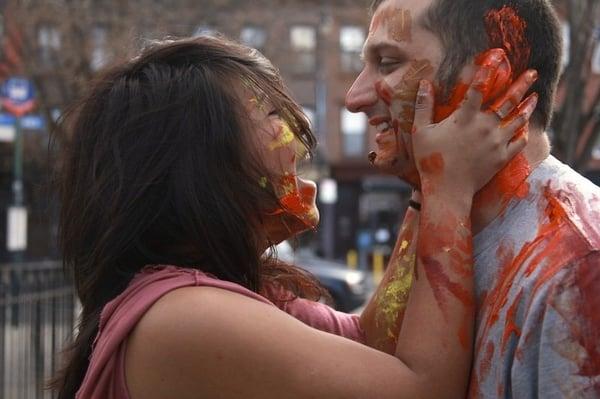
top-left (76, 265), bottom-right (365, 399)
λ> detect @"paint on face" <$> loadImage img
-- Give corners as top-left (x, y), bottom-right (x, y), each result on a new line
top-left (269, 122), bottom-right (295, 151)
top-left (370, 6), bottom-right (412, 43)
top-left (372, 60), bottom-right (433, 174)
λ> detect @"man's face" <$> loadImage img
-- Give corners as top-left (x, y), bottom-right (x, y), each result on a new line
top-left (345, 0), bottom-right (443, 186)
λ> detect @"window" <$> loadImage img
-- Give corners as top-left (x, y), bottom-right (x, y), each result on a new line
top-left (340, 26), bottom-right (365, 72)
top-left (340, 108), bottom-right (367, 157)
top-left (593, 135), bottom-right (600, 160)
top-left (240, 26), bottom-right (267, 51)
top-left (38, 24), bottom-right (61, 65)
top-left (290, 25), bottom-right (316, 73)
top-left (560, 23), bottom-right (570, 71)
top-left (193, 25), bottom-right (218, 38)
top-left (592, 40), bottom-right (600, 74)
top-left (302, 106), bottom-right (315, 129)
top-left (91, 25), bottom-right (108, 71)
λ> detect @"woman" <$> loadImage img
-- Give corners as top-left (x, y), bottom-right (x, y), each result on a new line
top-left (52, 35), bottom-right (535, 399)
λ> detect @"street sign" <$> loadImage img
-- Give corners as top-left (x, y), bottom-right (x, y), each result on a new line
top-left (0, 125), bottom-right (15, 142)
top-left (1, 77), bottom-right (36, 117)
top-left (7, 206), bottom-right (28, 251)
top-left (21, 114), bottom-right (45, 130)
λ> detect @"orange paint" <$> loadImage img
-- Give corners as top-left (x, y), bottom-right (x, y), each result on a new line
top-left (571, 255), bottom-right (600, 380)
top-left (485, 6), bottom-right (531, 78)
top-left (388, 9), bottom-right (412, 42)
top-left (375, 80), bottom-right (393, 106)
top-left (472, 184), bottom-right (597, 393)
top-left (469, 342), bottom-right (495, 397)
top-left (500, 289), bottom-right (522, 354)
top-left (435, 7), bottom-right (534, 212)
top-left (370, 5), bottom-right (411, 42)
top-left (434, 49), bottom-right (511, 122)
top-left (421, 256), bottom-right (474, 308)
top-left (419, 152), bottom-right (444, 175)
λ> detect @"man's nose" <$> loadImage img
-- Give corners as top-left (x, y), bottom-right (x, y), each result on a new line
top-left (345, 71), bottom-right (378, 113)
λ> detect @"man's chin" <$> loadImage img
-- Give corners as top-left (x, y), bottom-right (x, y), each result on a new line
top-left (371, 151), bottom-right (420, 187)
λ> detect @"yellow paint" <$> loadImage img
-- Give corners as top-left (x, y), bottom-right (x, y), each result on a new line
top-left (374, 241), bottom-right (416, 341)
top-left (269, 122), bottom-right (295, 151)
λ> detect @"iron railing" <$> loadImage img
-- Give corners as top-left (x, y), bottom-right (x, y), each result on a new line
top-left (0, 261), bottom-right (76, 399)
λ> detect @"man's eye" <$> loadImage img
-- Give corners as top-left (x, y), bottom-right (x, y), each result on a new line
top-left (378, 58), bottom-right (401, 73)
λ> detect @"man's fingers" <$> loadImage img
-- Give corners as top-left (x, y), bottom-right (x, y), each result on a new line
top-left (491, 69), bottom-right (538, 119)
top-left (413, 80), bottom-right (434, 130)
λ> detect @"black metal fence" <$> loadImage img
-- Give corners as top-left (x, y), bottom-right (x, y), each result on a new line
top-left (0, 261), bottom-right (76, 399)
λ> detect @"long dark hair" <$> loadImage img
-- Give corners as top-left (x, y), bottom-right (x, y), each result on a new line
top-left (51, 35), bottom-right (327, 398)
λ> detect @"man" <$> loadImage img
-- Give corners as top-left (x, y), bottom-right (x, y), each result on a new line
top-left (350, 0), bottom-right (600, 397)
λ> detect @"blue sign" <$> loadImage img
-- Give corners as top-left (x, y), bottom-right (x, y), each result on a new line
top-left (0, 113), bottom-right (16, 125)
top-left (21, 115), bottom-right (45, 130)
top-left (2, 78), bottom-right (35, 104)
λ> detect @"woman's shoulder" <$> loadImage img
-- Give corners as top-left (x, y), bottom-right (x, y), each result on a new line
top-left (123, 285), bottom-right (285, 398)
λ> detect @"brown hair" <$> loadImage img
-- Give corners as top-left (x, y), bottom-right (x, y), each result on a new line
top-left (370, 0), bottom-right (562, 129)
top-left (51, 35), bottom-right (328, 398)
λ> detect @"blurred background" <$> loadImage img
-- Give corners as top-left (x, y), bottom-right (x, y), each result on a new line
top-left (0, 0), bottom-right (598, 397)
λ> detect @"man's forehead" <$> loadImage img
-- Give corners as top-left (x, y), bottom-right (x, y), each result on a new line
top-left (369, 0), bottom-right (431, 33)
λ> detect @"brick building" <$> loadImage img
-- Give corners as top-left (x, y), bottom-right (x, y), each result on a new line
top-left (0, 0), bottom-right (597, 263)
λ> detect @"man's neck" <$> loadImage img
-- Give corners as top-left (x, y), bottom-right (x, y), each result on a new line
top-left (471, 128), bottom-right (551, 235)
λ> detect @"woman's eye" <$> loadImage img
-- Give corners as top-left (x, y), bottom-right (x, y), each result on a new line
top-left (268, 109), bottom-right (279, 117)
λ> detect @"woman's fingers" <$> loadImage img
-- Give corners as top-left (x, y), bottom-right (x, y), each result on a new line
top-left (490, 69), bottom-right (538, 119)
top-left (455, 57), bottom-right (502, 123)
top-left (502, 92), bottom-right (538, 159)
top-left (413, 80), bottom-right (435, 130)
top-left (500, 92), bottom-right (538, 139)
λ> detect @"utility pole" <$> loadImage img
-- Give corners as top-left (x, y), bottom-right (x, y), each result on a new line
top-left (1, 77), bottom-right (35, 263)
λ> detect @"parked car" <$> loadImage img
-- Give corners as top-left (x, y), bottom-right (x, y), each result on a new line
top-left (273, 242), bottom-right (371, 313)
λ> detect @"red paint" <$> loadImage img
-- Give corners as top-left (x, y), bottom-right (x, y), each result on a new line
top-left (421, 256), bottom-right (474, 309)
top-left (435, 8), bottom-right (534, 213)
top-left (419, 152), bottom-right (444, 175)
top-left (571, 254), bottom-right (600, 380)
top-left (375, 80), bottom-right (393, 106)
top-left (422, 254), bottom-right (474, 350)
top-left (501, 289), bottom-right (523, 354)
top-left (434, 49), bottom-right (511, 122)
top-left (469, 341), bottom-right (495, 397)
top-left (472, 184), bottom-right (598, 393)
top-left (485, 6), bottom-right (531, 78)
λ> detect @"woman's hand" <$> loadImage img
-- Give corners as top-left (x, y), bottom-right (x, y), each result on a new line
top-left (410, 65), bottom-right (537, 199)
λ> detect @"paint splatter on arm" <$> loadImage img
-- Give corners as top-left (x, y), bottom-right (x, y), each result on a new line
top-left (359, 206), bottom-right (419, 354)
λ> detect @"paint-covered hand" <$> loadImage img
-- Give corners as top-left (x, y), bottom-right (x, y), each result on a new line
top-left (411, 71), bottom-right (536, 198)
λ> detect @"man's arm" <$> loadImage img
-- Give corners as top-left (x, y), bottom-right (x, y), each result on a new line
top-left (359, 192), bottom-right (420, 354)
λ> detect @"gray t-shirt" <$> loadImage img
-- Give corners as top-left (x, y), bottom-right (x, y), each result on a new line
top-left (470, 156), bottom-right (600, 398)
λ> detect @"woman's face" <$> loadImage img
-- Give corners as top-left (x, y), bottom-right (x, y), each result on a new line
top-left (245, 91), bottom-right (320, 239)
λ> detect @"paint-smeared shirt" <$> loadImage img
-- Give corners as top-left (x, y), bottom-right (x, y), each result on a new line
top-left (76, 265), bottom-right (365, 399)
top-left (469, 156), bottom-right (600, 398)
